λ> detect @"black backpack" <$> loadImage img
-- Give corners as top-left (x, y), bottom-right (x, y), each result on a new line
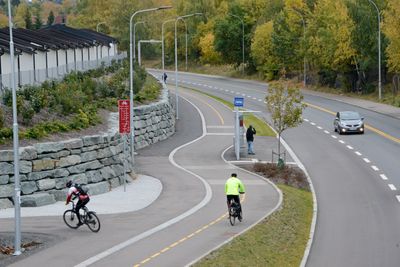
top-left (75, 183), bottom-right (89, 195)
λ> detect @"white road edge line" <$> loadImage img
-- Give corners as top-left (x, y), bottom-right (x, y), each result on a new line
top-left (75, 94), bottom-right (212, 267)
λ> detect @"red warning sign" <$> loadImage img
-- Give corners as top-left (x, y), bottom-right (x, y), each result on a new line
top-left (118, 100), bottom-right (131, 134)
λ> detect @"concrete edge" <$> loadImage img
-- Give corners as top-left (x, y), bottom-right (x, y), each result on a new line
top-left (280, 137), bottom-right (318, 267)
top-left (185, 145), bottom-right (284, 267)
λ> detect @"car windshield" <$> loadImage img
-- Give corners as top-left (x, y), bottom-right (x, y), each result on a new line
top-left (341, 112), bottom-right (360, 120)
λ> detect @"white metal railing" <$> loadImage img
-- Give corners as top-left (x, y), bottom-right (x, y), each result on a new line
top-left (0, 53), bottom-right (127, 94)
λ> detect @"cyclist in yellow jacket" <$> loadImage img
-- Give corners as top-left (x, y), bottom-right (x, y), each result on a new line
top-left (225, 173), bottom-right (245, 219)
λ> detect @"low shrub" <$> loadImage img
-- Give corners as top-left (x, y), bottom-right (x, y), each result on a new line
top-left (0, 106), bottom-right (4, 128)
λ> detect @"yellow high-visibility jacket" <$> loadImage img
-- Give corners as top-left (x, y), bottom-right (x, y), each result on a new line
top-left (225, 177), bottom-right (245, 195)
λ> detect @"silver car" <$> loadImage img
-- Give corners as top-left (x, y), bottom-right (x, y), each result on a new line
top-left (334, 111), bottom-right (364, 135)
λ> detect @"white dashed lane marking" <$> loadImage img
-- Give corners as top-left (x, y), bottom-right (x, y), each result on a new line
top-left (317, 126), bottom-right (323, 130)
top-left (339, 140), bottom-right (345, 144)
top-left (311, 122), bottom-right (316, 126)
top-left (346, 145), bottom-right (353, 150)
top-left (363, 158), bottom-right (371, 163)
top-left (371, 165), bottom-right (379, 171)
top-left (388, 184), bottom-right (397, 191)
top-left (380, 174), bottom-right (388, 180)
top-left (355, 151), bottom-right (362, 156)
top-left (324, 130), bottom-right (329, 134)
top-left (396, 196), bottom-right (400, 202)
top-left (331, 135), bottom-right (337, 139)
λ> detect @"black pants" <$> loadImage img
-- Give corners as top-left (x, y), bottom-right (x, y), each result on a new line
top-left (226, 195), bottom-right (241, 213)
top-left (75, 198), bottom-right (89, 223)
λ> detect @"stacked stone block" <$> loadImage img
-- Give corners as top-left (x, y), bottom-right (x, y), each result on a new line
top-left (0, 84), bottom-right (175, 208)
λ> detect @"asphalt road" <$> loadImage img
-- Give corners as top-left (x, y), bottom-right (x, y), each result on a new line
top-left (150, 69), bottom-right (400, 267)
top-left (2, 81), bottom-right (281, 267)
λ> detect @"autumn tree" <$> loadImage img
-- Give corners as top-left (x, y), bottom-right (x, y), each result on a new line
top-left (24, 7), bottom-right (33, 29)
top-left (383, 0), bottom-right (400, 74)
top-left (0, 12), bottom-right (7, 27)
top-left (266, 83), bottom-right (305, 162)
top-left (34, 7), bottom-right (42, 29)
top-left (14, 1), bottom-right (28, 28)
top-left (307, 0), bottom-right (356, 87)
top-left (251, 21), bottom-right (279, 80)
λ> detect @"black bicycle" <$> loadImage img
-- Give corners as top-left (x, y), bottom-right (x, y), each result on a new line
top-left (229, 199), bottom-right (242, 226)
top-left (63, 200), bottom-right (101, 232)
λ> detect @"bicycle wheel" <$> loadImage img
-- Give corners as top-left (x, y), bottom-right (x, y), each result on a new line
top-left (229, 207), bottom-right (236, 226)
top-left (86, 212), bottom-right (101, 232)
top-left (63, 210), bottom-right (79, 229)
top-left (238, 210), bottom-right (243, 222)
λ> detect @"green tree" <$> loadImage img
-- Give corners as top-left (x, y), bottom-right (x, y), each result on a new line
top-left (47, 10), bottom-right (55, 26)
top-left (34, 8), bottom-right (42, 29)
top-left (24, 8), bottom-right (33, 29)
top-left (266, 83), bottom-right (305, 160)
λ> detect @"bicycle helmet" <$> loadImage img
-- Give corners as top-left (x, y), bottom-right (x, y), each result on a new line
top-left (66, 180), bottom-right (73, 188)
top-left (231, 173), bottom-right (237, 177)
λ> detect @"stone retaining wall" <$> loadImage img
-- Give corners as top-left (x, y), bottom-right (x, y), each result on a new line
top-left (0, 82), bottom-right (175, 208)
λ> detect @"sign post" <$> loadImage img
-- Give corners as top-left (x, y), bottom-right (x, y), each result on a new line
top-left (118, 100), bottom-right (130, 192)
top-left (234, 97), bottom-right (244, 160)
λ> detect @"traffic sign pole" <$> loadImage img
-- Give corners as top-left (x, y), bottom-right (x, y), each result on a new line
top-left (118, 100), bottom-right (131, 192)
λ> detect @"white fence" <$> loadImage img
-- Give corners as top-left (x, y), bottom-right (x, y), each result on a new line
top-left (0, 52), bottom-right (127, 93)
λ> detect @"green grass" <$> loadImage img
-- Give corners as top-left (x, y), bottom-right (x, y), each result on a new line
top-left (194, 185), bottom-right (313, 267)
top-left (187, 88), bottom-right (276, 137)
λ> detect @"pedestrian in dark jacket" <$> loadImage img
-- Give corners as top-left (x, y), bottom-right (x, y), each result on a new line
top-left (246, 125), bottom-right (256, 155)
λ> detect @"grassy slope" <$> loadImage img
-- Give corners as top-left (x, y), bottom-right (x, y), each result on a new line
top-left (194, 185), bottom-right (313, 267)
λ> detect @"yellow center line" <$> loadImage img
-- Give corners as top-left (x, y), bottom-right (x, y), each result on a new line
top-left (132, 196), bottom-right (247, 267)
top-left (304, 101), bottom-right (400, 144)
top-left (182, 91), bottom-right (225, 125)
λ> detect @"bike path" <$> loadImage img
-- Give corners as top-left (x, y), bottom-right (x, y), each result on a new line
top-left (72, 88), bottom-right (281, 267)
top-left (2, 88), bottom-right (281, 267)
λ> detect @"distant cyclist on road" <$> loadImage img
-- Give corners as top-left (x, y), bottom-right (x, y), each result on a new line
top-left (65, 180), bottom-right (90, 227)
top-left (225, 173), bottom-right (245, 220)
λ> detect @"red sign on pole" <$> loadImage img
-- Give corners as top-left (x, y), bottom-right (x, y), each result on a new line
top-left (118, 100), bottom-right (131, 134)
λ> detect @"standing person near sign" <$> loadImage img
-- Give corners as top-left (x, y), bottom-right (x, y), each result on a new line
top-left (162, 72), bottom-right (168, 83)
top-left (246, 125), bottom-right (256, 155)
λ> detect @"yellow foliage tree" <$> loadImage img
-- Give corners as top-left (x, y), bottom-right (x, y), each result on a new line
top-left (251, 21), bottom-right (279, 80)
top-left (383, 0), bottom-right (400, 73)
top-left (14, 2), bottom-right (29, 28)
top-left (0, 12), bottom-right (8, 28)
top-left (307, 0), bottom-right (356, 71)
top-left (199, 32), bottom-right (222, 64)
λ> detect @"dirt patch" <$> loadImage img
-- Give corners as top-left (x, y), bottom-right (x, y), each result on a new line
top-left (238, 162), bottom-right (310, 191)
top-left (0, 232), bottom-right (62, 267)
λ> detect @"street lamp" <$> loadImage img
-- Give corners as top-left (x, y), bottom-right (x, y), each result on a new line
top-left (291, 9), bottom-right (306, 88)
top-left (228, 13), bottom-right (245, 75)
top-left (129, 6), bottom-right (171, 165)
top-left (96, 22), bottom-right (106, 32)
top-left (174, 13), bottom-right (202, 119)
top-left (162, 19), bottom-right (176, 73)
top-left (367, 0), bottom-right (382, 100)
top-left (7, 0), bottom-right (21, 256)
top-left (137, 39), bottom-right (162, 66)
top-left (133, 21), bottom-right (145, 62)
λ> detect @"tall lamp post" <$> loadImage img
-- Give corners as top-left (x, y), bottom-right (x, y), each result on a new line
top-left (367, 0), bottom-right (382, 100)
top-left (174, 13), bottom-right (202, 119)
top-left (133, 21), bottom-right (145, 62)
top-left (7, 0), bottom-right (21, 256)
top-left (129, 6), bottom-right (171, 165)
top-left (228, 13), bottom-right (244, 75)
top-left (162, 19), bottom-right (176, 73)
top-left (292, 9), bottom-right (306, 88)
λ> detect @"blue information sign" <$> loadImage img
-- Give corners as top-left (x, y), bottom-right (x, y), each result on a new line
top-left (234, 97), bottom-right (244, 107)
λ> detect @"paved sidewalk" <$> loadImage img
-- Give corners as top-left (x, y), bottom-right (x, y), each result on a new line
top-left (303, 89), bottom-right (400, 119)
top-left (0, 175), bottom-right (162, 218)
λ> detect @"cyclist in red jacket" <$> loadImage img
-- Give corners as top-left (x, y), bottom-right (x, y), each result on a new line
top-left (65, 180), bottom-right (90, 226)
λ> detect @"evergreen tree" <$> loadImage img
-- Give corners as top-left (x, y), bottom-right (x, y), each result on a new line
top-left (47, 10), bottom-right (55, 26)
top-left (24, 8), bottom-right (33, 29)
top-left (34, 9), bottom-right (42, 29)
